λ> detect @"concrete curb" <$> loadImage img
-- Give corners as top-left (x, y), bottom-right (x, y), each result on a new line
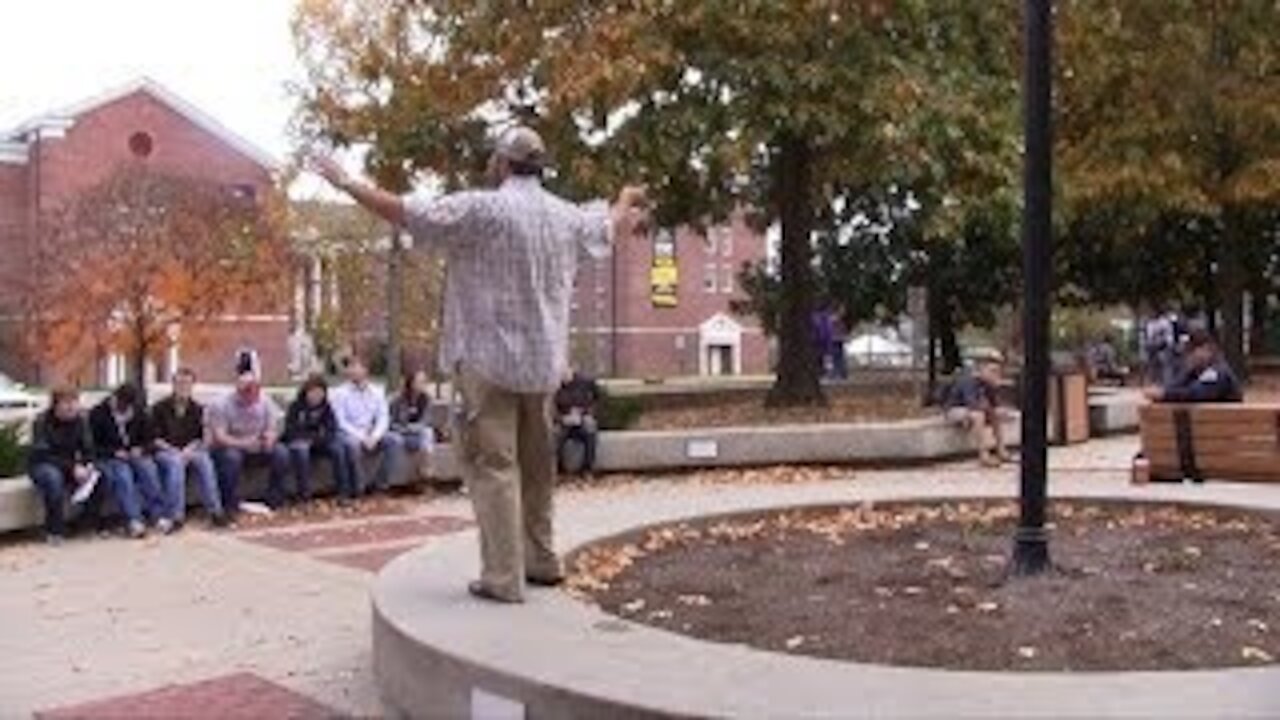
top-left (373, 477), bottom-right (1280, 718)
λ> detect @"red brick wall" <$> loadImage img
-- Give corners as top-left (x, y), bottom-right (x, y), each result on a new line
top-left (0, 88), bottom-right (287, 386)
top-left (0, 163), bottom-right (29, 307)
top-left (571, 212), bottom-right (770, 378)
top-left (33, 92), bottom-right (271, 208)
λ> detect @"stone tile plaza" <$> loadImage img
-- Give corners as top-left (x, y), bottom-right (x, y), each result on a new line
top-left (6, 1), bottom-right (1280, 719)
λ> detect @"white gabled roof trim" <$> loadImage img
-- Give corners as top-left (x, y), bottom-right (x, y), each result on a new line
top-left (0, 142), bottom-right (27, 165)
top-left (4, 77), bottom-right (278, 170)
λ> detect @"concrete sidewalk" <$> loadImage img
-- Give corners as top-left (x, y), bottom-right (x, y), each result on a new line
top-left (1, 437), bottom-right (1140, 718)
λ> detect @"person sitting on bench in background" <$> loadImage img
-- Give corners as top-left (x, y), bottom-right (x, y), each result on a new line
top-left (555, 368), bottom-right (602, 474)
top-left (943, 356), bottom-right (1012, 468)
top-left (28, 386), bottom-right (101, 544)
top-left (1143, 329), bottom-right (1242, 404)
top-left (390, 369), bottom-right (437, 457)
top-left (284, 373), bottom-right (353, 505)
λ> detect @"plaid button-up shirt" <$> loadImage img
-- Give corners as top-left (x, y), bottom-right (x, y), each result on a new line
top-left (405, 176), bottom-right (612, 393)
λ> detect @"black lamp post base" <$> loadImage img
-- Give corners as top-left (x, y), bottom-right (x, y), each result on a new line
top-left (1010, 525), bottom-right (1051, 577)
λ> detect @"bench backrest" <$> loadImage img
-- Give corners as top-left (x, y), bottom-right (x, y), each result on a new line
top-left (1139, 404), bottom-right (1280, 482)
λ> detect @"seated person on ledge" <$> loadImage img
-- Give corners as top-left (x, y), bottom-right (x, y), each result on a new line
top-left (1143, 329), bottom-right (1242, 404)
top-left (390, 369), bottom-right (437, 456)
top-left (555, 368), bottom-right (602, 474)
top-left (943, 357), bottom-right (1011, 468)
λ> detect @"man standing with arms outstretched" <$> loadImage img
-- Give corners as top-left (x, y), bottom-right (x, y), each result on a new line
top-left (314, 127), bottom-right (646, 603)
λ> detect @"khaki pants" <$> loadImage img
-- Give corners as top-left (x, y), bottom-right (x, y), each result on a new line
top-left (455, 368), bottom-right (560, 600)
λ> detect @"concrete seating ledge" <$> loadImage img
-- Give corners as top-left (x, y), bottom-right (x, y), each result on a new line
top-left (374, 480), bottom-right (1280, 718)
top-left (0, 415), bottom-right (1019, 534)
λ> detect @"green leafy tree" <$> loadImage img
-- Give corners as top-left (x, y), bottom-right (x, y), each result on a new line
top-left (294, 1), bottom-right (1014, 406)
top-left (1058, 0), bottom-right (1280, 374)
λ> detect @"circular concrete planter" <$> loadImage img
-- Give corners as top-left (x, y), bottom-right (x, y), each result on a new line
top-left (372, 478), bottom-right (1280, 719)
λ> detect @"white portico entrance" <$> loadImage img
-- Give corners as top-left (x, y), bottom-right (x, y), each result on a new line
top-left (698, 313), bottom-right (743, 376)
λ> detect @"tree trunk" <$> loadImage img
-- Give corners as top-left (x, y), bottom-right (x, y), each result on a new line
top-left (766, 134), bottom-right (823, 407)
top-left (386, 225), bottom-right (405, 387)
top-left (1202, 238), bottom-right (1219, 334)
top-left (1219, 218), bottom-right (1247, 381)
top-left (938, 303), bottom-right (963, 374)
top-left (1249, 287), bottom-right (1267, 358)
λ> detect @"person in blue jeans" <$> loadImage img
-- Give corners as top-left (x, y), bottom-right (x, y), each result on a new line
top-left (88, 384), bottom-right (167, 538)
top-left (389, 369), bottom-right (437, 456)
top-left (150, 367), bottom-right (227, 528)
top-left (284, 374), bottom-right (353, 504)
top-left (209, 371), bottom-right (290, 516)
top-left (27, 386), bottom-right (102, 543)
top-left (331, 355), bottom-right (404, 495)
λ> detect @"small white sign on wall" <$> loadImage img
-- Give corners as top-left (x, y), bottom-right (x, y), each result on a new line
top-left (471, 688), bottom-right (525, 720)
top-left (686, 439), bottom-right (719, 459)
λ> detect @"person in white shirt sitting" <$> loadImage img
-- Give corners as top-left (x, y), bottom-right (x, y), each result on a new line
top-left (330, 355), bottom-right (404, 495)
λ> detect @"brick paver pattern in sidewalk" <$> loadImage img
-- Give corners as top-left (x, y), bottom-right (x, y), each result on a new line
top-left (36, 672), bottom-right (346, 720)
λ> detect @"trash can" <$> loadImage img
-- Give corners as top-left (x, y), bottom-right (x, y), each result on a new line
top-left (1048, 370), bottom-right (1090, 445)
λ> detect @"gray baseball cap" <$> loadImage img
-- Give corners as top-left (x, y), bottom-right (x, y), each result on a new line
top-left (494, 126), bottom-right (547, 167)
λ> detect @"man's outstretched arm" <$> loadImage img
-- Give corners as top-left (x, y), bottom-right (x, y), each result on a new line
top-left (311, 156), bottom-right (406, 227)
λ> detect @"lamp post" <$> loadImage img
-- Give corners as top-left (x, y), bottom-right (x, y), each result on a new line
top-left (1011, 0), bottom-right (1054, 576)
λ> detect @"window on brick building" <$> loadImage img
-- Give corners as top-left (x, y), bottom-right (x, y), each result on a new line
top-left (704, 263), bottom-right (718, 293)
top-left (721, 266), bottom-right (735, 294)
top-left (128, 132), bottom-right (153, 158)
top-left (721, 230), bottom-right (733, 257)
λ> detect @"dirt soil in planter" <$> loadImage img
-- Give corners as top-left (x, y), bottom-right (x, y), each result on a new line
top-left (569, 501), bottom-right (1280, 671)
top-left (630, 389), bottom-right (929, 431)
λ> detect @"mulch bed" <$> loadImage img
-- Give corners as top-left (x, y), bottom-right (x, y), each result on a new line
top-left (569, 500), bottom-right (1280, 671)
top-left (631, 389), bottom-right (929, 431)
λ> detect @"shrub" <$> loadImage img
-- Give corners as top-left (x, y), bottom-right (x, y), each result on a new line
top-left (0, 423), bottom-right (28, 477)
top-left (596, 392), bottom-right (644, 431)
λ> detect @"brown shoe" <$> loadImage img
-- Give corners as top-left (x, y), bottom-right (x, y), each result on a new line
top-left (979, 455), bottom-right (1001, 469)
top-left (467, 581), bottom-right (522, 604)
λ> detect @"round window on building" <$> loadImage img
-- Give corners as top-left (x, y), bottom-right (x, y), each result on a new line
top-left (128, 131), bottom-right (154, 158)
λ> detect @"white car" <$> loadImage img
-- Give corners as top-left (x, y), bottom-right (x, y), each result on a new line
top-left (0, 374), bottom-right (42, 429)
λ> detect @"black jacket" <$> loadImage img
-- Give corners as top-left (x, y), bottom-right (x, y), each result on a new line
top-left (150, 396), bottom-right (206, 449)
top-left (28, 411), bottom-right (95, 475)
top-left (1162, 360), bottom-right (1244, 403)
top-left (284, 397), bottom-right (339, 444)
top-left (555, 375), bottom-right (601, 417)
top-left (390, 392), bottom-right (431, 431)
top-left (88, 399), bottom-right (152, 459)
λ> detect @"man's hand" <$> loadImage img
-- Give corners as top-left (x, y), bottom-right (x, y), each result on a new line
top-left (72, 464), bottom-right (90, 482)
top-left (130, 447), bottom-right (144, 459)
top-left (1143, 385), bottom-right (1165, 401)
top-left (611, 185), bottom-right (651, 238)
top-left (311, 155), bottom-right (352, 191)
top-left (115, 450), bottom-right (129, 461)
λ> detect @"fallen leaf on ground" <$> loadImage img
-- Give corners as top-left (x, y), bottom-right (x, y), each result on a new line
top-left (1017, 646), bottom-right (1038, 659)
top-left (1241, 646), bottom-right (1274, 663)
top-left (785, 636), bottom-right (806, 649)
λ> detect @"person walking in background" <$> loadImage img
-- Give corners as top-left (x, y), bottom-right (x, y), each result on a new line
top-left (89, 384), bottom-right (168, 537)
top-left (943, 356), bottom-right (1012, 468)
top-left (390, 369), bottom-right (436, 457)
top-left (313, 124), bottom-right (647, 603)
top-left (209, 370), bottom-right (290, 516)
top-left (330, 355), bottom-right (403, 496)
top-left (284, 374), bottom-right (353, 504)
top-left (151, 368), bottom-right (227, 528)
top-left (555, 369), bottom-right (602, 475)
top-left (27, 387), bottom-right (100, 544)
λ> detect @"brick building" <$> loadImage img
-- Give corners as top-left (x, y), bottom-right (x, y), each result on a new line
top-left (571, 214), bottom-right (770, 378)
top-left (0, 78), bottom-right (288, 386)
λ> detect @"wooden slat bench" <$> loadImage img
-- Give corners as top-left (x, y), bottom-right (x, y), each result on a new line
top-left (1137, 404), bottom-right (1280, 483)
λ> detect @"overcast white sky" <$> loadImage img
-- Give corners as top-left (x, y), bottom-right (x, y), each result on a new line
top-left (1, 0), bottom-right (309, 173)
